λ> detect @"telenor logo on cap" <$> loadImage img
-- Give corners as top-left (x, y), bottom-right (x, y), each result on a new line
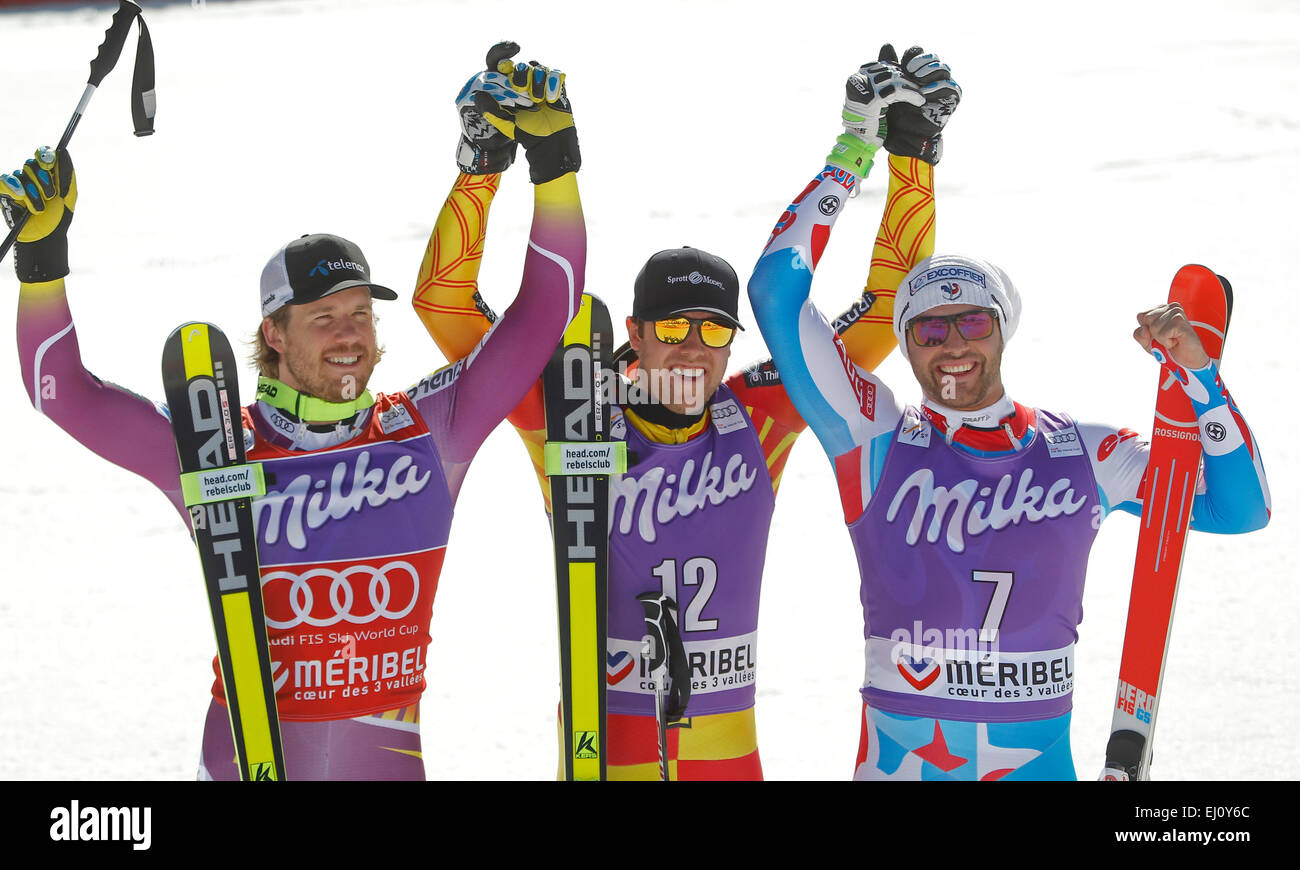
top-left (308, 258), bottom-right (365, 278)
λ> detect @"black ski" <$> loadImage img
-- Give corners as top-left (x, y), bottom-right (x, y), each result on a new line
top-left (542, 294), bottom-right (623, 781)
top-left (161, 322), bottom-right (285, 781)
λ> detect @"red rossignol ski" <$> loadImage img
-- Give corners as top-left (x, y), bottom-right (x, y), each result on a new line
top-left (1100, 264), bottom-right (1232, 781)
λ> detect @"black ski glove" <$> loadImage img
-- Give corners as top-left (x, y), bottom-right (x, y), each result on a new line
top-left (883, 44), bottom-right (962, 165)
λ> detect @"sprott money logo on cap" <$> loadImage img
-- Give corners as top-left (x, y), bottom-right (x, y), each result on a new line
top-left (665, 271), bottom-right (725, 289)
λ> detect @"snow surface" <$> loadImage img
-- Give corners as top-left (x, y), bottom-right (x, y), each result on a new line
top-left (0, 0), bottom-right (1295, 781)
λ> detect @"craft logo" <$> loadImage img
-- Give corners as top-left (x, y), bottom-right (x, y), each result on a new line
top-left (49, 802), bottom-right (151, 850)
top-left (818, 194), bottom-right (840, 216)
top-left (307, 257), bottom-right (364, 278)
top-left (940, 281), bottom-right (962, 300)
top-left (1205, 421), bottom-right (1227, 442)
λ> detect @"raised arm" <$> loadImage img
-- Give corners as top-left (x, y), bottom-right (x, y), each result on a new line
top-left (6, 147), bottom-right (184, 515)
top-left (413, 42), bottom-right (527, 363)
top-left (410, 48), bottom-right (583, 475)
top-left (1082, 303), bottom-right (1270, 533)
top-left (836, 46), bottom-right (959, 373)
top-left (749, 51), bottom-right (941, 461)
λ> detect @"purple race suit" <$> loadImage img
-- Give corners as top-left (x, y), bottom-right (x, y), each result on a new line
top-left (224, 392), bottom-right (454, 720)
top-left (852, 407), bottom-right (1097, 722)
top-left (604, 384), bottom-right (775, 717)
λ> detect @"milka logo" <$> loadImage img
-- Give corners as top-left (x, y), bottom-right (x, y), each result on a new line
top-left (886, 467), bottom-right (1087, 554)
top-left (611, 451), bottom-right (757, 543)
top-left (308, 257), bottom-right (364, 278)
top-left (253, 449), bottom-right (431, 549)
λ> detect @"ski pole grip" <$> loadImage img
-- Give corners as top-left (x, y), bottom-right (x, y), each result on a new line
top-left (87, 1), bottom-right (142, 87)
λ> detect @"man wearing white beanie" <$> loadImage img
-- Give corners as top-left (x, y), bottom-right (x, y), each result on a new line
top-left (748, 64), bottom-right (1271, 779)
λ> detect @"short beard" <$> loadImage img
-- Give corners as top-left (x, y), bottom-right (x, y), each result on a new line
top-left (281, 346), bottom-right (378, 404)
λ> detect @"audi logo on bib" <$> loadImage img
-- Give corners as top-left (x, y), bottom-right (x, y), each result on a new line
top-left (262, 561), bottom-right (420, 629)
top-left (231, 547), bottom-right (445, 719)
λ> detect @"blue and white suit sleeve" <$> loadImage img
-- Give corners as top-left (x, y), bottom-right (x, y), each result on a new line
top-left (748, 166), bottom-right (903, 483)
top-left (1079, 363), bottom-right (1270, 534)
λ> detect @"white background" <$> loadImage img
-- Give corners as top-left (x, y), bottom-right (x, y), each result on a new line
top-left (0, 0), bottom-right (1294, 780)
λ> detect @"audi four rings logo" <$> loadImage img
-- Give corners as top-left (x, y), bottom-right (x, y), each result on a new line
top-left (1048, 432), bottom-right (1077, 444)
top-left (262, 562), bottom-right (420, 629)
top-left (1205, 422), bottom-right (1227, 442)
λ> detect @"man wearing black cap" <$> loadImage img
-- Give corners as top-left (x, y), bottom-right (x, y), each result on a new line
top-left (415, 48), bottom-right (952, 779)
top-left (5, 81), bottom-right (583, 779)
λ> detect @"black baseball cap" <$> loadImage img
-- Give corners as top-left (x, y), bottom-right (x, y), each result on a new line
top-left (260, 233), bottom-right (398, 317)
top-left (632, 246), bottom-right (744, 329)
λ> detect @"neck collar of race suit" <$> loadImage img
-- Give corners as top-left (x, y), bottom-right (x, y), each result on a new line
top-left (920, 394), bottom-right (1035, 452)
top-left (255, 376), bottom-right (375, 423)
top-left (625, 392), bottom-right (708, 431)
top-left (622, 403), bottom-right (711, 445)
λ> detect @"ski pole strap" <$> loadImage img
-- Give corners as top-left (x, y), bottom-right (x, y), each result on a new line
top-left (636, 591), bottom-right (692, 723)
top-left (179, 463), bottom-right (267, 507)
top-left (130, 14), bottom-right (156, 137)
top-left (544, 441), bottom-right (627, 476)
top-left (79, 0), bottom-right (154, 141)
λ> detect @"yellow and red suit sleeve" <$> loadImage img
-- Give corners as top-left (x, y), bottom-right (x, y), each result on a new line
top-left (726, 155), bottom-right (934, 496)
top-left (836, 154), bottom-right (936, 372)
top-left (411, 171), bottom-right (552, 507)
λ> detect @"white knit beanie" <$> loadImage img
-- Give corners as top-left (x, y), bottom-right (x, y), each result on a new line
top-left (894, 254), bottom-right (1021, 360)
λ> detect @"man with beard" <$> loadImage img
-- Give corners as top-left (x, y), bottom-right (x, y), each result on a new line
top-left (747, 66), bottom-right (1272, 779)
top-left (3, 55), bottom-right (583, 779)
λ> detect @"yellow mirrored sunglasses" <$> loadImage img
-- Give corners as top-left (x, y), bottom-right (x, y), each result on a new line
top-left (652, 317), bottom-right (736, 349)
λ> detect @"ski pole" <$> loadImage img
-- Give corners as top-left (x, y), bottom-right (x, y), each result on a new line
top-left (1, 0), bottom-right (153, 261)
top-left (638, 591), bottom-right (691, 782)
